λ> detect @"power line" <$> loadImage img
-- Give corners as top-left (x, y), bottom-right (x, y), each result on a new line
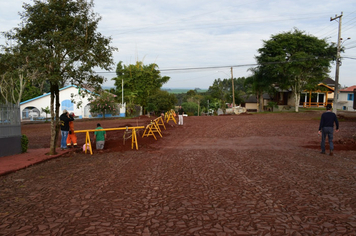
top-left (95, 56), bottom-right (340, 75)
top-left (160, 64), bottom-right (256, 72)
top-left (343, 56), bottom-right (356, 60)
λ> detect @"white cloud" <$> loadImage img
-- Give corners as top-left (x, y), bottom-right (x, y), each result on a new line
top-left (1, 0), bottom-right (355, 88)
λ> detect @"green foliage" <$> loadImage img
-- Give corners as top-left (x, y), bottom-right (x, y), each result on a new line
top-left (147, 90), bottom-right (177, 114)
top-left (146, 103), bottom-right (157, 114)
top-left (207, 77), bottom-right (247, 109)
top-left (125, 92), bottom-right (138, 117)
top-left (244, 67), bottom-right (275, 112)
top-left (207, 79), bottom-right (229, 112)
top-left (21, 134), bottom-right (29, 153)
top-left (267, 101), bottom-right (278, 112)
top-left (2, 0), bottom-right (117, 154)
top-left (186, 90), bottom-right (197, 97)
top-left (254, 28), bottom-right (337, 112)
top-left (89, 92), bottom-right (118, 118)
top-left (112, 61), bottom-right (170, 113)
top-left (41, 106), bottom-right (50, 120)
top-left (182, 102), bottom-right (199, 116)
top-left (0, 51), bottom-right (41, 105)
top-left (21, 82), bottom-right (44, 102)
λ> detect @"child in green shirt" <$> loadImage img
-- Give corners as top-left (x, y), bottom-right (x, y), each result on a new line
top-left (94, 123), bottom-right (106, 150)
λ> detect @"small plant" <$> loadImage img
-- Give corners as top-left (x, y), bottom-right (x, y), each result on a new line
top-left (267, 101), bottom-right (278, 112)
top-left (21, 134), bottom-right (29, 153)
top-left (41, 106), bottom-right (50, 121)
top-left (89, 92), bottom-right (118, 118)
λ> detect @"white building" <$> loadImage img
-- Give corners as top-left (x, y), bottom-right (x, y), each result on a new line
top-left (337, 85), bottom-right (356, 111)
top-left (20, 85), bottom-right (125, 120)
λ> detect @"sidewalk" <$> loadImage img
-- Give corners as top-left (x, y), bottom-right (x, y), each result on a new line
top-left (0, 148), bottom-right (72, 176)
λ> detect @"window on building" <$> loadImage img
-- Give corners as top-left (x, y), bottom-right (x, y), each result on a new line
top-left (348, 94), bottom-right (354, 101)
top-left (343, 106), bottom-right (346, 110)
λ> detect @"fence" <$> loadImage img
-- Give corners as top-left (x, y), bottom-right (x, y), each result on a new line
top-left (303, 102), bottom-right (332, 108)
top-left (0, 104), bottom-right (22, 157)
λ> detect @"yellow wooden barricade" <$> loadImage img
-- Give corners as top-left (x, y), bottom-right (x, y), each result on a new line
top-left (142, 121), bottom-right (162, 140)
top-left (75, 126), bottom-right (144, 155)
top-left (165, 110), bottom-right (177, 124)
top-left (154, 116), bottom-right (166, 131)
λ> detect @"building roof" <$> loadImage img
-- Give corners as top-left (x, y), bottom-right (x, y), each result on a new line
top-left (339, 85), bottom-right (356, 92)
top-left (317, 83), bottom-right (334, 92)
top-left (20, 85), bottom-right (93, 105)
top-left (244, 94), bottom-right (271, 103)
top-left (321, 78), bottom-right (337, 86)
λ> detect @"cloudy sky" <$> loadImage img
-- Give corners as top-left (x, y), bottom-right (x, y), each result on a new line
top-left (1, 0), bottom-right (355, 89)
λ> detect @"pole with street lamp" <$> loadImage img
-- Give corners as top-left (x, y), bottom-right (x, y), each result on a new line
top-left (217, 68), bottom-right (235, 108)
top-left (231, 67), bottom-right (235, 108)
top-left (330, 12), bottom-right (343, 114)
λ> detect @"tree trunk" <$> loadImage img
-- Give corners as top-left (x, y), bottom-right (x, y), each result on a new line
top-left (293, 80), bottom-right (301, 113)
top-left (49, 83), bottom-right (60, 155)
top-left (54, 86), bottom-right (60, 149)
top-left (49, 83), bottom-right (57, 155)
top-left (259, 92), bottom-right (264, 112)
top-left (294, 91), bottom-right (300, 113)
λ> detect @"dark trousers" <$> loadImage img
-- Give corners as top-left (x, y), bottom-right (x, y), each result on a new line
top-left (321, 127), bottom-right (334, 152)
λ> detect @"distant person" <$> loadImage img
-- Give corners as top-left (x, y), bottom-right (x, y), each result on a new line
top-left (60, 109), bottom-right (74, 150)
top-left (318, 104), bottom-right (339, 156)
top-left (177, 106), bottom-right (184, 125)
top-left (94, 123), bottom-right (106, 150)
top-left (66, 112), bottom-right (78, 148)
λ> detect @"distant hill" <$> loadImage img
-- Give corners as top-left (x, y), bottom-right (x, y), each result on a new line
top-left (161, 88), bottom-right (208, 94)
top-left (102, 86), bottom-right (208, 94)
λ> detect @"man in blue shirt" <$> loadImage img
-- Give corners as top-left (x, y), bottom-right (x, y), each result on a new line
top-left (318, 104), bottom-right (339, 156)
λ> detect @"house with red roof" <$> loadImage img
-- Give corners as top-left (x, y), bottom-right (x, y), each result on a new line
top-left (337, 85), bottom-right (356, 111)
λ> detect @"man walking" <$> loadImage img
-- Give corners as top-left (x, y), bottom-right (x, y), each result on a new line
top-left (318, 104), bottom-right (339, 156)
top-left (177, 105), bottom-right (184, 126)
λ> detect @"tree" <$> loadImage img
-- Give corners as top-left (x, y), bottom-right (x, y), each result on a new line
top-left (125, 92), bottom-right (138, 117)
top-left (146, 90), bottom-right (177, 115)
top-left (0, 51), bottom-right (41, 105)
top-left (185, 90), bottom-right (204, 116)
top-left (89, 92), bottom-right (118, 118)
top-left (255, 28), bottom-right (336, 112)
top-left (186, 89), bottom-right (196, 97)
top-left (41, 106), bottom-right (50, 121)
top-left (207, 78), bottom-right (229, 113)
top-left (234, 77), bottom-right (248, 106)
top-left (182, 102), bottom-right (199, 116)
top-left (244, 67), bottom-right (275, 112)
top-left (2, 0), bottom-right (117, 154)
top-left (112, 61), bottom-right (170, 114)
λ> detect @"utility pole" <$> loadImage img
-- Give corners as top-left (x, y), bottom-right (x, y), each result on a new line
top-left (330, 12), bottom-right (343, 114)
top-left (122, 79), bottom-right (124, 105)
top-left (231, 67), bottom-right (235, 107)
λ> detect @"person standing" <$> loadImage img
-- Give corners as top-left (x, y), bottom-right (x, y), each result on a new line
top-left (318, 104), bottom-right (339, 156)
top-left (94, 123), bottom-right (106, 150)
top-left (66, 112), bottom-right (78, 148)
top-left (177, 105), bottom-right (184, 126)
top-left (60, 109), bottom-right (74, 150)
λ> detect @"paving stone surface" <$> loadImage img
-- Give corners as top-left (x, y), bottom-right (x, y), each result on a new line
top-left (1, 111), bottom-right (356, 235)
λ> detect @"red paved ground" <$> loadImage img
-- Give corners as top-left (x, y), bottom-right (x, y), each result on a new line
top-left (1, 111), bottom-right (356, 235)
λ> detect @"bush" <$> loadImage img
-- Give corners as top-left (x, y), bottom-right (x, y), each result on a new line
top-left (21, 134), bottom-right (29, 153)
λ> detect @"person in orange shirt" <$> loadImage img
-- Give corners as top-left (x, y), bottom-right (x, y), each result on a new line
top-left (66, 112), bottom-right (78, 148)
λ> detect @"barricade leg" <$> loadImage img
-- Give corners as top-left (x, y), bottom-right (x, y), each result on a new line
top-left (131, 128), bottom-right (139, 150)
top-left (153, 123), bottom-right (163, 137)
top-left (84, 131), bottom-right (93, 155)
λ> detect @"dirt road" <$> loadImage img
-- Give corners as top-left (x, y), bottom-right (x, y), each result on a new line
top-left (1, 111), bottom-right (356, 235)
